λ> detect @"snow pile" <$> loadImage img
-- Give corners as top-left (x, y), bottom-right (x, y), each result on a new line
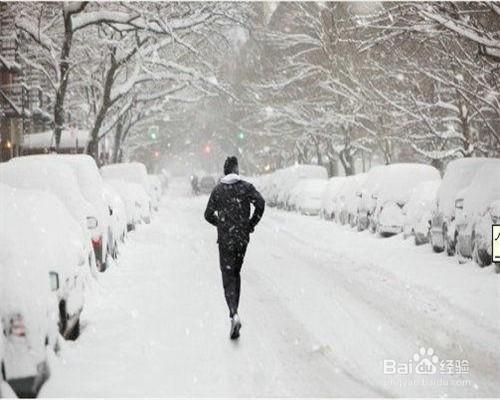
top-left (259, 164), bottom-right (328, 207)
top-left (103, 183), bottom-right (127, 244)
top-left (403, 179), bottom-right (441, 237)
top-left (1, 157), bottom-right (93, 232)
top-left (375, 163), bottom-right (440, 206)
top-left (461, 160), bottom-right (500, 219)
top-left (336, 173), bottom-right (368, 219)
top-left (0, 184), bottom-right (63, 369)
top-left (320, 176), bottom-right (346, 217)
top-left (104, 178), bottom-right (140, 226)
top-left (358, 165), bottom-right (387, 212)
top-left (101, 162), bottom-right (151, 199)
top-left (289, 179), bottom-right (328, 214)
top-left (51, 155), bottom-right (110, 244)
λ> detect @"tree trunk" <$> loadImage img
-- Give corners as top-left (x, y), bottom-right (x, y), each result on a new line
top-left (339, 148), bottom-right (355, 176)
top-left (53, 10), bottom-right (75, 149)
top-left (89, 56), bottom-right (119, 161)
top-left (315, 138), bottom-right (322, 166)
top-left (112, 117), bottom-right (123, 163)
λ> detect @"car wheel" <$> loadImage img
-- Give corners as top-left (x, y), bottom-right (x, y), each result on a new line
top-left (431, 230), bottom-right (444, 252)
top-left (444, 225), bottom-right (456, 256)
top-left (67, 318), bottom-right (80, 341)
top-left (495, 263), bottom-right (500, 274)
top-left (369, 219), bottom-right (376, 233)
top-left (414, 233), bottom-right (425, 246)
top-left (58, 301), bottom-right (67, 336)
top-left (472, 238), bottom-right (491, 267)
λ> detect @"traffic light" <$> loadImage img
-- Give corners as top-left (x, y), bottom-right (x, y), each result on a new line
top-left (237, 132), bottom-right (245, 140)
top-left (154, 150), bottom-right (160, 158)
top-left (149, 126), bottom-right (159, 140)
top-left (204, 144), bottom-right (211, 154)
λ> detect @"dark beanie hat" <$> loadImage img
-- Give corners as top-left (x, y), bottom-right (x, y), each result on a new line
top-left (223, 156), bottom-right (239, 175)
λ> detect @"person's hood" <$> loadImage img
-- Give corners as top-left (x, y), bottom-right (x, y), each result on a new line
top-left (220, 173), bottom-right (241, 184)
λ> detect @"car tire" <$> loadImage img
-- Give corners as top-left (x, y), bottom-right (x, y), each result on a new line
top-left (415, 233), bottom-right (426, 246)
top-left (495, 263), bottom-right (500, 274)
top-left (444, 226), bottom-right (456, 256)
top-left (472, 238), bottom-right (491, 267)
top-left (58, 301), bottom-right (67, 336)
top-left (369, 219), bottom-right (376, 234)
top-left (67, 318), bottom-right (80, 341)
top-left (431, 230), bottom-right (444, 252)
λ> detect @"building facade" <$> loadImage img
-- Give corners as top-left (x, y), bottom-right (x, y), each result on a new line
top-left (0, 3), bottom-right (52, 162)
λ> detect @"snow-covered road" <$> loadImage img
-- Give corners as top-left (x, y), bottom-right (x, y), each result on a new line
top-left (41, 179), bottom-right (500, 397)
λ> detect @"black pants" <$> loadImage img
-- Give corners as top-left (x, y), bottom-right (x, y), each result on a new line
top-left (219, 243), bottom-right (247, 318)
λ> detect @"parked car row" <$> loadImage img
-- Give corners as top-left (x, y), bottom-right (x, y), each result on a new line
top-left (0, 155), bottom-right (164, 398)
top-left (253, 159), bottom-right (500, 273)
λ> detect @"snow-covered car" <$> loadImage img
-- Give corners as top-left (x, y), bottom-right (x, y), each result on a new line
top-left (148, 174), bottom-right (162, 211)
top-left (430, 158), bottom-right (498, 255)
top-left (104, 178), bottom-right (141, 231)
top-left (103, 183), bottom-right (127, 259)
top-left (264, 170), bottom-right (285, 207)
top-left (1, 183), bottom-right (87, 340)
top-left (127, 182), bottom-right (152, 224)
top-left (53, 155), bottom-right (111, 271)
top-left (0, 158), bottom-right (97, 270)
top-left (254, 173), bottom-right (273, 202)
top-left (370, 164), bottom-right (440, 236)
top-left (453, 161), bottom-right (500, 268)
top-left (101, 162), bottom-right (153, 209)
top-left (335, 174), bottom-right (367, 227)
top-left (275, 165), bottom-right (328, 209)
top-left (291, 179), bottom-right (329, 216)
top-left (0, 185), bottom-right (66, 397)
top-left (402, 179), bottom-right (441, 245)
top-left (199, 176), bottom-right (217, 194)
top-left (320, 177), bottom-right (346, 220)
top-left (356, 165), bottom-right (387, 231)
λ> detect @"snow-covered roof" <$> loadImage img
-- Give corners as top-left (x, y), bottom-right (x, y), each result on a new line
top-left (462, 160), bottom-right (500, 217)
top-left (438, 157), bottom-right (499, 216)
top-left (23, 129), bottom-right (90, 150)
top-left (101, 162), bottom-right (150, 194)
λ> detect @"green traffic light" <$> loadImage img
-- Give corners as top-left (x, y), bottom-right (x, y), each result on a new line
top-left (237, 132), bottom-right (245, 140)
top-left (150, 132), bottom-right (157, 140)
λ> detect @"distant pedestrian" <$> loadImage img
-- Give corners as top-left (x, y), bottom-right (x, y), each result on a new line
top-left (204, 156), bottom-right (265, 339)
top-left (191, 174), bottom-right (199, 195)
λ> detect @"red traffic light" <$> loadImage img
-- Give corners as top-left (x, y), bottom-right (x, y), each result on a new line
top-left (154, 150), bottom-right (160, 158)
top-left (204, 144), bottom-right (211, 154)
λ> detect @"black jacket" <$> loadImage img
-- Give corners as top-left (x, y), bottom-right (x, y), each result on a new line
top-left (204, 176), bottom-right (265, 248)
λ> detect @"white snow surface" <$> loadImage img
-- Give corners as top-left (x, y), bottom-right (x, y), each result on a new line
top-left (40, 179), bottom-right (500, 397)
top-left (437, 157), bottom-right (499, 217)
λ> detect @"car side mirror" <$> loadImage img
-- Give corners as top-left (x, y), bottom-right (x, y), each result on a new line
top-left (87, 216), bottom-right (98, 229)
top-left (49, 271), bottom-right (59, 292)
top-left (356, 191), bottom-right (362, 198)
top-left (109, 206), bottom-right (113, 216)
top-left (455, 198), bottom-right (464, 210)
